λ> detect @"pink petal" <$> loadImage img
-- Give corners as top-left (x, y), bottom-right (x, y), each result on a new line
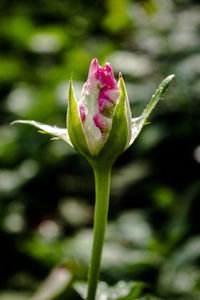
top-left (82, 58), bottom-right (121, 140)
top-left (79, 104), bottom-right (85, 121)
top-left (95, 63), bottom-right (118, 89)
top-left (85, 58), bottom-right (100, 91)
top-left (93, 112), bottom-right (111, 129)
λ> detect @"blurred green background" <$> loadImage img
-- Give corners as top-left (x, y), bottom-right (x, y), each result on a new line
top-left (0, 0), bottom-right (200, 299)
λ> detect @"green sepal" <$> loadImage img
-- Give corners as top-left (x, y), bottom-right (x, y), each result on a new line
top-left (143, 74), bottom-right (175, 120)
top-left (67, 81), bottom-right (91, 158)
top-left (128, 74), bottom-right (175, 148)
top-left (11, 120), bottom-right (73, 146)
top-left (88, 76), bottom-right (128, 170)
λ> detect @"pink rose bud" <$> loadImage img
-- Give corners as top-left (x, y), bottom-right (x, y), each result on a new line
top-left (12, 58), bottom-right (175, 168)
top-left (78, 58), bottom-right (124, 155)
top-left (67, 58), bottom-right (174, 162)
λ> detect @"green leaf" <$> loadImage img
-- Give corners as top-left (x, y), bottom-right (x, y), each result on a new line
top-left (62, 227), bottom-right (162, 282)
top-left (157, 237), bottom-right (200, 297)
top-left (11, 120), bottom-right (72, 146)
top-left (74, 281), bottom-right (149, 300)
top-left (169, 236), bottom-right (200, 268)
top-left (67, 81), bottom-right (91, 158)
top-left (0, 291), bottom-right (30, 300)
top-left (129, 74), bottom-right (175, 147)
top-left (136, 296), bottom-right (163, 300)
top-left (116, 282), bottom-right (149, 300)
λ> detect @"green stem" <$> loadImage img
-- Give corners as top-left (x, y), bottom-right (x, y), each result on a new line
top-left (86, 166), bottom-right (111, 300)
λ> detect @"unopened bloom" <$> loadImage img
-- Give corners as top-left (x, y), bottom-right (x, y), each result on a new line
top-left (12, 58), bottom-right (175, 167)
top-left (67, 59), bottom-right (133, 165)
top-left (80, 59), bottom-right (120, 144)
top-left (70, 58), bottom-right (131, 157)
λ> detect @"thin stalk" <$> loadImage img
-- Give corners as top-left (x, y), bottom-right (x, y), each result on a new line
top-left (86, 166), bottom-right (111, 300)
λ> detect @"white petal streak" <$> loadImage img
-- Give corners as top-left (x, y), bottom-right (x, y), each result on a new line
top-left (11, 120), bottom-right (73, 147)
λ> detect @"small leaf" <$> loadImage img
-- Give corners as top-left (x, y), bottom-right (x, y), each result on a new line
top-left (11, 120), bottom-right (73, 147)
top-left (129, 74), bottom-right (175, 147)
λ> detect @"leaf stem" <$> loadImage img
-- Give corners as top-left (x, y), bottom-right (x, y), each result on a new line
top-left (86, 166), bottom-right (111, 300)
